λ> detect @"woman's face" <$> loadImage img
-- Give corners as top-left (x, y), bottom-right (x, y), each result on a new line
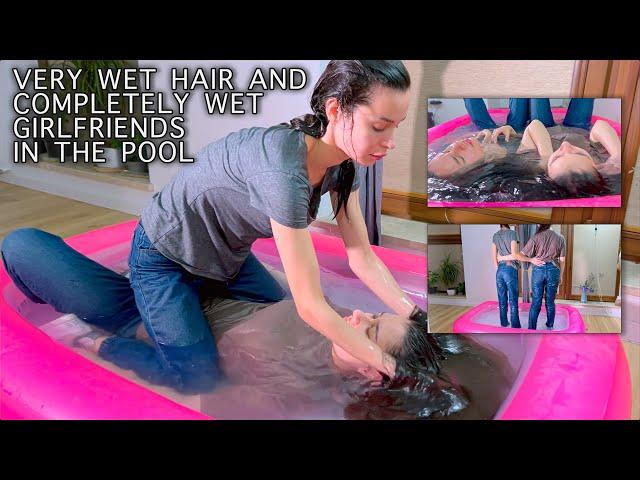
top-left (428, 137), bottom-right (485, 178)
top-left (332, 86), bottom-right (410, 167)
top-left (547, 141), bottom-right (598, 181)
top-left (331, 310), bottom-right (409, 380)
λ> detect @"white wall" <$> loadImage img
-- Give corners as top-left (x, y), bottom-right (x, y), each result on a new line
top-left (459, 224), bottom-right (501, 304)
top-left (571, 225), bottom-right (621, 296)
top-left (428, 98), bottom-right (477, 126)
top-left (1, 60), bottom-right (39, 173)
top-left (593, 98), bottom-right (621, 124)
top-left (140, 60), bottom-right (323, 192)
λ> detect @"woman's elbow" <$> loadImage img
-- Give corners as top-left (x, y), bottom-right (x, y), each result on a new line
top-left (294, 298), bottom-right (324, 325)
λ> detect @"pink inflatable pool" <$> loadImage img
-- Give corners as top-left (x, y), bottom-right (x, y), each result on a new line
top-left (0, 221), bottom-right (631, 419)
top-left (427, 108), bottom-right (622, 208)
top-left (452, 301), bottom-right (587, 334)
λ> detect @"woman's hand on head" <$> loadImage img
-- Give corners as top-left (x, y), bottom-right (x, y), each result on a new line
top-left (491, 125), bottom-right (516, 143)
top-left (589, 119), bottom-right (611, 144)
top-left (381, 352), bottom-right (397, 379)
top-left (595, 158), bottom-right (622, 176)
top-left (475, 129), bottom-right (493, 144)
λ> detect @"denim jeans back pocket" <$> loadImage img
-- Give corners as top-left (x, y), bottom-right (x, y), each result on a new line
top-left (129, 223), bottom-right (173, 270)
top-left (135, 223), bottom-right (155, 250)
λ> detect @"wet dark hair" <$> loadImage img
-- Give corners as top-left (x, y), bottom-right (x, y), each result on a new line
top-left (500, 224), bottom-right (510, 229)
top-left (552, 169), bottom-right (606, 196)
top-left (344, 333), bottom-right (473, 420)
top-left (343, 309), bottom-right (474, 420)
top-left (536, 224), bottom-right (551, 234)
top-left (288, 60), bottom-right (410, 218)
top-left (388, 315), bottom-right (446, 373)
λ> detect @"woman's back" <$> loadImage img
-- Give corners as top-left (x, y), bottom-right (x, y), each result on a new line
top-left (492, 228), bottom-right (520, 269)
top-left (522, 229), bottom-right (566, 267)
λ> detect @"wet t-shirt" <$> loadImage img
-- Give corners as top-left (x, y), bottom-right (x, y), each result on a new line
top-left (520, 229), bottom-right (566, 268)
top-left (493, 228), bottom-right (520, 269)
top-left (141, 124), bottom-right (359, 281)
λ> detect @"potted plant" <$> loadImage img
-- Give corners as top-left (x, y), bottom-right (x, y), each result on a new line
top-left (95, 138), bottom-right (125, 171)
top-left (428, 270), bottom-right (440, 294)
top-left (578, 273), bottom-right (596, 303)
top-left (439, 253), bottom-right (461, 296)
top-left (455, 281), bottom-right (465, 296)
top-left (71, 60), bottom-right (128, 115)
top-left (70, 60), bottom-right (129, 170)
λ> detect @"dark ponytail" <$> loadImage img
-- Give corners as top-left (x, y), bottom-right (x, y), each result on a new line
top-left (288, 60), bottom-right (410, 218)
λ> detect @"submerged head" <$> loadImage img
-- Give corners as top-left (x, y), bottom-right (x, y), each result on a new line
top-left (331, 309), bottom-right (438, 382)
top-left (547, 141), bottom-right (605, 195)
top-left (428, 136), bottom-right (486, 178)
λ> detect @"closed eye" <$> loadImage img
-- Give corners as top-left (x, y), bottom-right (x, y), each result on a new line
top-left (452, 155), bottom-right (465, 166)
top-left (367, 324), bottom-right (380, 343)
top-left (368, 314), bottom-right (381, 342)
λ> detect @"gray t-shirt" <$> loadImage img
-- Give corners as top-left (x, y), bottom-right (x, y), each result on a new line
top-left (141, 124), bottom-right (359, 281)
top-left (492, 228), bottom-right (520, 269)
top-left (520, 229), bottom-right (566, 269)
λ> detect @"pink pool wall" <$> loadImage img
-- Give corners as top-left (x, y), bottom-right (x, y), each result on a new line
top-left (0, 220), bottom-right (425, 420)
top-left (452, 301), bottom-right (586, 334)
top-left (1, 221), bottom-right (630, 419)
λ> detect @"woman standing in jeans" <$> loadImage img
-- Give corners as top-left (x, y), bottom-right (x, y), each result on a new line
top-left (491, 225), bottom-right (522, 328)
top-left (499, 225), bottom-right (565, 330)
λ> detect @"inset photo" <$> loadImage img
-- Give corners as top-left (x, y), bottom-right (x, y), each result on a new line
top-left (427, 223), bottom-right (622, 333)
top-left (427, 98), bottom-right (621, 207)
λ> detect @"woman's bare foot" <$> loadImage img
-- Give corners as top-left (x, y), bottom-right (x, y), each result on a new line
top-left (136, 323), bottom-right (153, 344)
top-left (74, 331), bottom-right (109, 354)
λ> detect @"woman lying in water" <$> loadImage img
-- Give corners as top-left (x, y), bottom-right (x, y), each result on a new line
top-left (428, 118), bottom-right (621, 199)
top-left (187, 296), bottom-right (515, 420)
top-left (2, 227), bottom-right (514, 419)
top-left (56, 277), bottom-right (513, 420)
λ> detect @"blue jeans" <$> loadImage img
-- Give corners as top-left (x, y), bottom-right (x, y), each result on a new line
top-left (1, 224), bottom-right (286, 394)
top-left (464, 98), bottom-right (595, 132)
top-left (528, 262), bottom-right (561, 329)
top-left (496, 263), bottom-right (520, 328)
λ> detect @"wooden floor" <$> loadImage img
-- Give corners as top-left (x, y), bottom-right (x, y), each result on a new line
top-left (428, 303), bottom-right (639, 419)
top-left (0, 182), bottom-right (136, 242)
top-left (429, 305), bottom-right (622, 334)
top-left (2, 182), bottom-right (637, 420)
